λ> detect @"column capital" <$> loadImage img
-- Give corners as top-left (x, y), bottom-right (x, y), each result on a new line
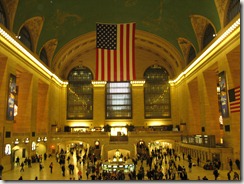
top-left (92, 80), bottom-right (107, 87)
top-left (130, 80), bottom-right (145, 87)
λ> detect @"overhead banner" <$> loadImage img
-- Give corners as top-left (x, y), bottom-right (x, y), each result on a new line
top-left (6, 73), bottom-right (17, 121)
top-left (218, 71), bottom-right (229, 118)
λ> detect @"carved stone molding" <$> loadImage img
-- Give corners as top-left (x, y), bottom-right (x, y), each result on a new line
top-left (43, 39), bottom-right (58, 67)
top-left (178, 37), bottom-right (194, 66)
top-left (3, 0), bottom-right (19, 31)
top-left (214, 0), bottom-right (229, 28)
top-left (23, 16), bottom-right (44, 53)
top-left (190, 15), bottom-right (211, 51)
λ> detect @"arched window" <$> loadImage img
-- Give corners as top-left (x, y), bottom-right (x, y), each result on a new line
top-left (187, 45), bottom-right (196, 64)
top-left (225, 0), bottom-right (240, 26)
top-left (202, 24), bottom-right (215, 49)
top-left (0, 1), bottom-right (7, 27)
top-left (19, 26), bottom-right (33, 51)
top-left (67, 66), bottom-right (93, 119)
top-left (144, 65), bottom-right (171, 118)
top-left (40, 47), bottom-right (49, 66)
top-left (106, 82), bottom-right (132, 119)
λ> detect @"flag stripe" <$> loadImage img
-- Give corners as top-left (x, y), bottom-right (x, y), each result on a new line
top-left (96, 49), bottom-right (99, 80)
top-left (132, 23), bottom-right (136, 80)
top-left (96, 23), bottom-right (136, 81)
top-left (229, 86), bottom-right (240, 113)
top-left (101, 50), bottom-right (105, 80)
top-left (126, 24), bottom-right (130, 81)
top-left (114, 51), bottom-right (117, 81)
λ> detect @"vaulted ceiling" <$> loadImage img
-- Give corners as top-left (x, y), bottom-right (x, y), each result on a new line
top-left (3, 0), bottom-right (228, 80)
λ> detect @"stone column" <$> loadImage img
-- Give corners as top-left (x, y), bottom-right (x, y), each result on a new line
top-left (92, 81), bottom-right (106, 127)
top-left (130, 80), bottom-right (145, 127)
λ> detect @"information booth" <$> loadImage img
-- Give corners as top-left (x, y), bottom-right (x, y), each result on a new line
top-left (101, 159), bottom-right (134, 173)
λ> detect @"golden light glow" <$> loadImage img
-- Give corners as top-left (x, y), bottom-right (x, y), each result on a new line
top-left (109, 121), bottom-right (128, 127)
top-left (67, 120), bottom-right (91, 127)
top-left (0, 26), bottom-right (68, 87)
top-left (130, 80), bottom-right (145, 86)
top-left (169, 18), bottom-right (240, 85)
top-left (92, 80), bottom-right (107, 87)
top-left (146, 121), bottom-right (164, 126)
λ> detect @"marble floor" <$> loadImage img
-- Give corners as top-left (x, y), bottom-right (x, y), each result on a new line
top-left (1, 153), bottom-right (241, 182)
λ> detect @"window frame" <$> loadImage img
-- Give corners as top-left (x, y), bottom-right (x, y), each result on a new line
top-left (67, 66), bottom-right (93, 119)
top-left (144, 65), bottom-right (171, 118)
top-left (106, 81), bottom-right (132, 119)
top-left (19, 26), bottom-right (33, 51)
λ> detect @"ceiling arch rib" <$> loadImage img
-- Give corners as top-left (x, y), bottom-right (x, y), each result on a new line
top-left (136, 42), bottom-right (175, 78)
top-left (41, 39), bottom-right (58, 68)
top-left (214, 0), bottom-right (229, 29)
top-left (53, 30), bottom-right (184, 80)
top-left (2, 0), bottom-right (19, 31)
top-left (18, 16), bottom-right (44, 53)
top-left (190, 15), bottom-right (217, 52)
top-left (52, 31), bottom-right (96, 78)
top-left (178, 37), bottom-right (196, 66)
top-left (135, 30), bottom-right (184, 74)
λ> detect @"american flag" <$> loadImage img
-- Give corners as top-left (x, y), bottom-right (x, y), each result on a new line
top-left (96, 23), bottom-right (136, 81)
top-left (228, 86), bottom-right (240, 113)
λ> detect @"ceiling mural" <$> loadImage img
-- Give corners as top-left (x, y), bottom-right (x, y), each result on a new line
top-left (3, 0), bottom-right (225, 79)
top-left (13, 0), bottom-right (221, 55)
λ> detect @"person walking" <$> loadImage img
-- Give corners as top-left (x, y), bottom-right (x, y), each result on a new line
top-left (18, 176), bottom-right (23, 180)
top-left (20, 162), bottom-right (24, 172)
top-left (49, 162), bottom-right (53, 173)
top-left (61, 164), bottom-right (65, 176)
top-left (229, 159), bottom-right (233, 171)
top-left (197, 157), bottom-right (200, 166)
top-left (213, 168), bottom-right (219, 180)
top-left (235, 159), bottom-right (240, 170)
top-left (78, 169), bottom-right (82, 180)
top-left (188, 161), bottom-right (192, 172)
top-left (39, 163), bottom-right (43, 171)
top-left (0, 164), bottom-right (4, 178)
top-left (227, 170), bottom-right (231, 180)
top-left (233, 172), bottom-right (239, 180)
top-left (86, 169), bottom-right (89, 179)
top-left (16, 157), bottom-right (20, 166)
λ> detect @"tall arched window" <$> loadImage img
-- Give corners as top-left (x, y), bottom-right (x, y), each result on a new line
top-left (40, 47), bottom-right (49, 66)
top-left (67, 66), bottom-right (93, 119)
top-left (19, 26), bottom-right (33, 51)
top-left (144, 65), bottom-right (171, 118)
top-left (187, 45), bottom-right (196, 64)
top-left (0, 1), bottom-right (7, 27)
top-left (225, 0), bottom-right (240, 26)
top-left (106, 82), bottom-right (132, 119)
top-left (202, 24), bottom-right (215, 49)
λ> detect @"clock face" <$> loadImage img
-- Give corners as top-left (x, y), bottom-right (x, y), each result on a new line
top-left (5, 144), bottom-right (11, 155)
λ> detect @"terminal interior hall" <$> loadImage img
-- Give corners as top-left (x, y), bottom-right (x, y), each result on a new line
top-left (0, 0), bottom-right (241, 181)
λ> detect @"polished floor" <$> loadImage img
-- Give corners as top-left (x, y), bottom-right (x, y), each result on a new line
top-left (1, 153), bottom-right (241, 182)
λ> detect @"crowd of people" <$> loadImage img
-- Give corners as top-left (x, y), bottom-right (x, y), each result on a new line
top-left (1, 144), bottom-right (240, 181)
